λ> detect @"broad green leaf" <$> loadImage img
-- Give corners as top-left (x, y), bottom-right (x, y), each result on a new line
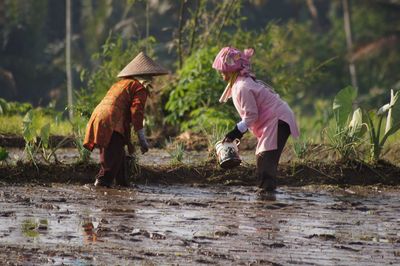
top-left (22, 111), bottom-right (35, 142)
top-left (40, 123), bottom-right (51, 149)
top-left (349, 108), bottom-right (366, 138)
top-left (22, 110), bottom-right (33, 124)
top-left (333, 86), bottom-right (357, 129)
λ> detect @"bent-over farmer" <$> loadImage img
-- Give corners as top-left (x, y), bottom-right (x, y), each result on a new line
top-left (212, 47), bottom-right (300, 191)
top-left (83, 52), bottom-right (168, 187)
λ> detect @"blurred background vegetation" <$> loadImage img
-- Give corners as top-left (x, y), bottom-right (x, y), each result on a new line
top-left (0, 0), bottom-right (399, 144)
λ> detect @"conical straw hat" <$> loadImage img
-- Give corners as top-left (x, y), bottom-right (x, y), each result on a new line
top-left (117, 52), bottom-right (169, 77)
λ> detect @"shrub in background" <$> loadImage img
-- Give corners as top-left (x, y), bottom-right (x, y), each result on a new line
top-left (164, 47), bottom-right (237, 132)
top-left (326, 86), bottom-right (367, 160)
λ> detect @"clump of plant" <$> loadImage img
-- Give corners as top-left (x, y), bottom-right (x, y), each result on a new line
top-left (22, 110), bottom-right (69, 166)
top-left (164, 47), bottom-right (236, 132)
top-left (292, 137), bottom-right (314, 161)
top-left (0, 147), bottom-right (9, 164)
top-left (326, 86), bottom-right (367, 161)
top-left (126, 152), bottom-right (141, 181)
top-left (202, 125), bottom-right (228, 160)
top-left (364, 89), bottom-right (400, 162)
top-left (166, 139), bottom-right (186, 165)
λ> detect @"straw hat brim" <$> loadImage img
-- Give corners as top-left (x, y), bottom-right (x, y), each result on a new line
top-left (117, 52), bottom-right (169, 78)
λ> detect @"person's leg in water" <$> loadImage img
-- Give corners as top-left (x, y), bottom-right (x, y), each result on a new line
top-left (257, 120), bottom-right (291, 191)
top-left (115, 152), bottom-right (129, 187)
top-left (94, 131), bottom-right (125, 187)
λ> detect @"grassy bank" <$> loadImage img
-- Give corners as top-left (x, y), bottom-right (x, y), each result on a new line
top-left (0, 115), bottom-right (72, 136)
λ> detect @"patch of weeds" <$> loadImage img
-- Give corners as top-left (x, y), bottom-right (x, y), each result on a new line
top-left (127, 153), bottom-right (141, 181)
top-left (202, 125), bottom-right (228, 162)
top-left (325, 86), bottom-right (367, 161)
top-left (293, 138), bottom-right (313, 161)
top-left (22, 110), bottom-right (69, 166)
top-left (166, 139), bottom-right (186, 165)
top-left (0, 147), bottom-right (9, 163)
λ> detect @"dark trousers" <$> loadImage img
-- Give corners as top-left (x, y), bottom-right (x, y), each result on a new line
top-left (95, 131), bottom-right (127, 186)
top-left (256, 120), bottom-right (291, 191)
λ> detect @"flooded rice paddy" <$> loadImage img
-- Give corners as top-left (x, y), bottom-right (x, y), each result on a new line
top-left (1, 184), bottom-right (399, 265)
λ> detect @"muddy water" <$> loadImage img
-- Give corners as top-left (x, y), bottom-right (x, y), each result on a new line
top-left (0, 185), bottom-right (399, 265)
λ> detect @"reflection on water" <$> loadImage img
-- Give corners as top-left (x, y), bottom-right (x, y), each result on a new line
top-left (21, 218), bottom-right (48, 238)
top-left (81, 220), bottom-right (98, 244)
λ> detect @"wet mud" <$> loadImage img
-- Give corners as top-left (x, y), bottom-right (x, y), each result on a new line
top-left (0, 184), bottom-right (399, 265)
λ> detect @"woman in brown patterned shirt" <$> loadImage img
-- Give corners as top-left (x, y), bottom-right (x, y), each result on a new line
top-left (84, 52), bottom-right (168, 187)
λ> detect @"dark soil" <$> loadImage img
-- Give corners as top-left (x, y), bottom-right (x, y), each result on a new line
top-left (0, 132), bottom-right (255, 150)
top-left (1, 159), bottom-right (399, 187)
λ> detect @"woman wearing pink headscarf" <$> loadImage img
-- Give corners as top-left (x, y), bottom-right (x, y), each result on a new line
top-left (212, 46), bottom-right (299, 191)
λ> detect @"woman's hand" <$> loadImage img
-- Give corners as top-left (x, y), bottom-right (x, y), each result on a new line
top-left (224, 125), bottom-right (244, 143)
top-left (137, 128), bottom-right (149, 154)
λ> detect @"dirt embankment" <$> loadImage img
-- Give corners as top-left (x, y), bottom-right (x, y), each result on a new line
top-left (1, 159), bottom-right (399, 187)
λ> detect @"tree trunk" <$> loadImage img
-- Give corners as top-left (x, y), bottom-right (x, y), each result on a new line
top-left (66, 0), bottom-right (73, 119)
top-left (306, 0), bottom-right (318, 20)
top-left (0, 0), bottom-right (4, 27)
top-left (188, 0), bottom-right (200, 56)
top-left (342, 0), bottom-right (358, 90)
top-left (177, 0), bottom-right (186, 69)
top-left (306, 0), bottom-right (321, 29)
top-left (146, 0), bottom-right (150, 53)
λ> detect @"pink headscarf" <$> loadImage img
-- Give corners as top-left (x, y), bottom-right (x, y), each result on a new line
top-left (212, 47), bottom-right (255, 102)
top-left (212, 46), bottom-right (255, 77)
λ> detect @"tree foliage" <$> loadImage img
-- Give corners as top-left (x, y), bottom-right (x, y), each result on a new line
top-left (0, 0), bottom-right (400, 138)
top-left (165, 47), bottom-right (237, 131)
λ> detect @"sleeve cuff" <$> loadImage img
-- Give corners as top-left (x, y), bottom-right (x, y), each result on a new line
top-left (237, 121), bottom-right (248, 133)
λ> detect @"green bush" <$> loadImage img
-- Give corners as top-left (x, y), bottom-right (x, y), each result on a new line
top-left (165, 21), bottom-right (334, 134)
top-left (165, 47), bottom-right (237, 132)
top-left (0, 98), bottom-right (33, 115)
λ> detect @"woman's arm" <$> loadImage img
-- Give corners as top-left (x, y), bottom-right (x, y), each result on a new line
top-left (224, 87), bottom-right (259, 142)
top-left (236, 87), bottom-right (259, 132)
top-left (130, 86), bottom-right (148, 131)
top-left (130, 85), bottom-right (149, 154)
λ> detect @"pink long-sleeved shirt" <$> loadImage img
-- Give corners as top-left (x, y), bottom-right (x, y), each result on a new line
top-left (231, 76), bottom-right (300, 155)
